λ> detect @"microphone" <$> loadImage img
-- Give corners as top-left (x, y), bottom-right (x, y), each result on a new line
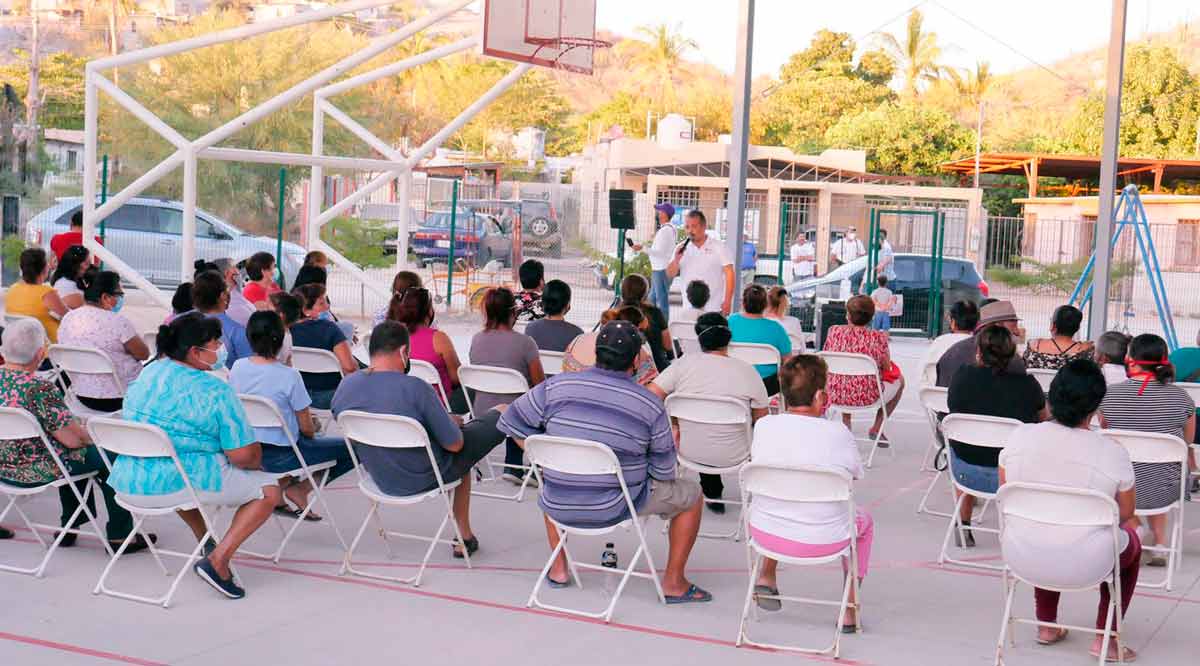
top-left (677, 236), bottom-right (691, 256)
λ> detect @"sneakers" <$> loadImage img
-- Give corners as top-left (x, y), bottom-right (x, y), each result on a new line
top-left (501, 468), bottom-right (538, 488)
top-left (193, 557), bottom-right (245, 599)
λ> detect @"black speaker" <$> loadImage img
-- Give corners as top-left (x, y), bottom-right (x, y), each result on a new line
top-left (608, 189), bottom-right (636, 230)
top-left (2, 195), bottom-right (18, 237)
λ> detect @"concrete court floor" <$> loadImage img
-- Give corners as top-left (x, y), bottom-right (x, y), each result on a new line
top-left (1, 337), bottom-right (1197, 666)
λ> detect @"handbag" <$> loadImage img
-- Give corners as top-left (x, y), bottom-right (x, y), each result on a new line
top-left (880, 360), bottom-right (902, 384)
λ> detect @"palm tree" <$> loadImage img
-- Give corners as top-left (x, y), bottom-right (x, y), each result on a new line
top-left (624, 23), bottom-right (698, 110)
top-left (948, 61), bottom-right (994, 187)
top-left (874, 9), bottom-right (944, 95)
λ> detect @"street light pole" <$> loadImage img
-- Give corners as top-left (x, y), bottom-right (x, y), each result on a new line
top-left (727, 0), bottom-right (755, 312)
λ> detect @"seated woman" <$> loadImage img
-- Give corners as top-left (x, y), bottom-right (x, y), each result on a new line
top-left (1100, 333), bottom-right (1196, 567)
top-left (747, 354), bottom-right (871, 628)
top-left (57, 271), bottom-right (151, 412)
top-left (241, 252), bottom-right (282, 308)
top-left (999, 359), bottom-right (1139, 662)
top-left (291, 250), bottom-right (329, 291)
top-left (387, 285), bottom-right (468, 414)
top-left (821, 295), bottom-right (904, 442)
top-left (766, 286), bottom-right (805, 341)
top-left (290, 283), bottom-right (358, 409)
top-left (468, 287), bottom-right (545, 483)
top-left (946, 325), bottom-right (1046, 546)
top-left (51, 245), bottom-right (92, 311)
top-left (110, 313), bottom-right (282, 599)
top-left (373, 270), bottom-right (423, 328)
top-left (7, 248), bottom-right (68, 343)
top-left (1023, 304), bottom-right (1094, 370)
top-left (563, 306), bottom-right (658, 385)
top-left (0, 319), bottom-right (153, 552)
top-left (620, 274), bottom-right (672, 370)
top-left (728, 284), bottom-right (792, 395)
top-left (231, 312), bottom-right (354, 519)
top-left (649, 312), bottom-right (769, 514)
top-left (524, 279), bottom-right (584, 352)
top-left (269, 291), bottom-right (302, 365)
top-left (166, 282), bottom-right (194, 325)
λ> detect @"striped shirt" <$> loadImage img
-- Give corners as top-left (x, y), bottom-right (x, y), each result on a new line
top-left (498, 367), bottom-right (676, 528)
top-left (1100, 378), bottom-right (1195, 509)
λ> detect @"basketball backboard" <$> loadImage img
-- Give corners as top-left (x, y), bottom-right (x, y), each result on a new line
top-left (481, 0), bottom-right (602, 74)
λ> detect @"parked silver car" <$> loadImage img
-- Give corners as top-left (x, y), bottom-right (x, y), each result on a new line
top-left (26, 197), bottom-right (307, 286)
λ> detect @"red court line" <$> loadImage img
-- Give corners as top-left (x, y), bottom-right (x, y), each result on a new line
top-left (239, 561), bottom-right (868, 666)
top-left (0, 631), bottom-right (166, 666)
top-left (923, 563), bottom-right (1200, 605)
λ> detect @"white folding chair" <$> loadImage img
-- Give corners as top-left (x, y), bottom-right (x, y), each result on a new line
top-left (237, 394), bottom-right (346, 563)
top-left (994, 483), bottom-right (1127, 666)
top-left (1180, 382), bottom-right (1200, 495)
top-left (1028, 368), bottom-right (1057, 394)
top-left (915, 386), bottom-right (953, 518)
top-left (337, 410), bottom-right (470, 586)
top-left (290, 346), bottom-right (345, 420)
top-left (1102, 428), bottom-right (1189, 590)
top-left (408, 359), bottom-right (451, 409)
top-left (141, 331), bottom-right (158, 357)
top-left (818, 351), bottom-right (892, 467)
top-left (458, 363), bottom-right (532, 501)
top-left (353, 330), bottom-right (372, 366)
top-left (88, 417), bottom-right (218, 608)
top-left (524, 435), bottom-right (665, 623)
top-left (539, 350), bottom-right (565, 376)
top-left (736, 463), bottom-right (861, 658)
top-left (3, 313), bottom-right (40, 327)
top-left (937, 414), bottom-right (1022, 570)
top-left (788, 332), bottom-right (810, 355)
top-left (47, 344), bottom-right (125, 419)
top-left (0, 407), bottom-right (111, 577)
top-left (669, 320), bottom-right (700, 356)
top-left (665, 392), bottom-right (751, 540)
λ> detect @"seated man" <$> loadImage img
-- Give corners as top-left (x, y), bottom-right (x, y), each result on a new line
top-left (649, 312), bottom-right (768, 514)
top-left (920, 300), bottom-right (977, 386)
top-left (936, 299), bottom-right (1025, 387)
top-left (525, 279), bottom-right (584, 352)
top-left (499, 321), bottom-right (711, 603)
top-left (1096, 331), bottom-right (1131, 385)
top-left (0, 319), bottom-right (153, 551)
top-left (332, 321), bottom-right (506, 558)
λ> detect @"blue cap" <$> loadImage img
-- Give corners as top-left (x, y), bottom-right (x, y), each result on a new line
top-left (654, 203), bottom-right (675, 219)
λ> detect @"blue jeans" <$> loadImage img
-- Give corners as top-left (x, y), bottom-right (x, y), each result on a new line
top-left (871, 311), bottom-right (891, 331)
top-left (650, 269), bottom-right (670, 321)
top-left (261, 436), bottom-right (355, 484)
top-left (949, 447), bottom-right (999, 494)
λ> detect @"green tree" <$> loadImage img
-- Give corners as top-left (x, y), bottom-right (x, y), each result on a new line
top-left (824, 100), bottom-right (973, 175)
top-left (618, 23), bottom-right (698, 110)
top-left (0, 50), bottom-right (86, 130)
top-left (755, 31), bottom-right (893, 153)
top-left (1056, 45), bottom-right (1200, 159)
top-left (873, 9), bottom-right (945, 95)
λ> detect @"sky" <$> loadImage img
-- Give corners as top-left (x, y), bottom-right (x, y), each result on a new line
top-left (591, 0), bottom-right (1199, 78)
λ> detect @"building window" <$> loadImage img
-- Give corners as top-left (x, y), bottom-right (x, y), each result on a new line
top-left (1176, 219), bottom-right (1200, 270)
top-left (66, 150), bottom-right (77, 171)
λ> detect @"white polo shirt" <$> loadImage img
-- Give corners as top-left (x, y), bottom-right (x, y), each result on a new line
top-left (646, 224), bottom-right (678, 271)
top-left (678, 236), bottom-right (733, 313)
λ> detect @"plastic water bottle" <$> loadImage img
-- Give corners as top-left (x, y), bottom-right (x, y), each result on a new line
top-left (601, 543), bottom-right (618, 596)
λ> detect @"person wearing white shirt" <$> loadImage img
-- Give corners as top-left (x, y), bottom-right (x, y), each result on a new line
top-left (998, 359), bottom-right (1139, 663)
top-left (830, 229), bottom-right (865, 268)
top-left (747, 354), bottom-right (871, 628)
top-left (1095, 331), bottom-right (1131, 385)
top-left (666, 210), bottom-right (735, 316)
top-left (789, 234), bottom-right (815, 281)
top-left (920, 300), bottom-right (978, 386)
top-left (633, 203), bottom-right (680, 320)
top-left (212, 257), bottom-right (257, 328)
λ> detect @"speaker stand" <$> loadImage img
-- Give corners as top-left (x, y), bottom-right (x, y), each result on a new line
top-left (614, 228), bottom-right (626, 297)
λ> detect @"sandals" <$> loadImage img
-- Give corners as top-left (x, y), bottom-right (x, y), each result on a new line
top-left (452, 536), bottom-right (479, 559)
top-left (1090, 643), bottom-right (1137, 663)
top-left (1037, 628), bottom-right (1069, 646)
top-left (664, 583), bottom-right (713, 605)
top-left (273, 503), bottom-right (323, 522)
top-left (544, 573), bottom-right (570, 589)
top-left (753, 585), bottom-right (781, 612)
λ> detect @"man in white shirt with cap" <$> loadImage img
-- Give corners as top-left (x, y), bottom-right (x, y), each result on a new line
top-left (633, 202), bottom-right (680, 319)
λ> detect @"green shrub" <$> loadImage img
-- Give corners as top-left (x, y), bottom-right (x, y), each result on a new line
top-left (320, 217), bottom-right (393, 269)
top-left (986, 256), bottom-right (1135, 295)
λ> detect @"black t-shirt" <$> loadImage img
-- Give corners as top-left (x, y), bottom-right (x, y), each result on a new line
top-left (946, 364), bottom-right (1044, 467)
top-left (291, 318), bottom-right (348, 392)
top-left (633, 302), bottom-right (671, 370)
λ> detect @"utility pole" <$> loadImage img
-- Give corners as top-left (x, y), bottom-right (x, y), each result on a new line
top-left (1089, 0), bottom-right (1128, 340)
top-left (109, 0), bottom-right (120, 85)
top-left (24, 5), bottom-right (40, 177)
top-left (726, 0), bottom-right (754, 311)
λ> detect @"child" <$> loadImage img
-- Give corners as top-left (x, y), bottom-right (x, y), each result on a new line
top-left (675, 279), bottom-right (710, 323)
top-left (870, 276), bottom-right (896, 331)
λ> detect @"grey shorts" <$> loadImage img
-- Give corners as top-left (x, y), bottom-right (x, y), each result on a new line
top-left (638, 478), bottom-right (701, 520)
top-left (118, 464), bottom-right (280, 510)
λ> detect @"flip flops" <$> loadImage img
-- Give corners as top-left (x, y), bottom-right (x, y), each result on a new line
top-left (1036, 628), bottom-right (1069, 646)
top-left (545, 573), bottom-right (570, 589)
top-left (664, 583), bottom-right (713, 605)
top-left (753, 585), bottom-right (781, 611)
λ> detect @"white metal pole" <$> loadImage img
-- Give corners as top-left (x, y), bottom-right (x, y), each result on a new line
top-left (319, 100), bottom-right (402, 159)
top-left (199, 147), bottom-right (407, 171)
top-left (726, 0), bottom-right (755, 312)
top-left (316, 37), bottom-right (477, 100)
top-left (91, 150), bottom-right (184, 222)
top-left (1089, 0), bottom-right (1128, 340)
top-left (82, 71), bottom-right (98, 246)
top-left (94, 75), bottom-right (189, 148)
top-left (86, 0), bottom-right (403, 72)
top-left (182, 151), bottom-right (197, 279)
top-left (308, 101), bottom-right (325, 251)
top-left (397, 170), bottom-right (412, 271)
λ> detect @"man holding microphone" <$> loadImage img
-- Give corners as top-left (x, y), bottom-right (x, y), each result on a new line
top-left (632, 202), bottom-right (680, 319)
top-left (667, 210), bottom-right (735, 316)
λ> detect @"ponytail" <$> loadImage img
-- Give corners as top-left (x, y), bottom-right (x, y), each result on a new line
top-left (157, 312), bottom-right (223, 362)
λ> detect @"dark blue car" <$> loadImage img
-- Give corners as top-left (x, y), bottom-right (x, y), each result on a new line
top-left (411, 210), bottom-right (513, 267)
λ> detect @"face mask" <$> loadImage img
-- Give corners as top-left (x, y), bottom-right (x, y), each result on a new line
top-left (112, 295), bottom-right (125, 313)
top-left (201, 344), bottom-right (228, 371)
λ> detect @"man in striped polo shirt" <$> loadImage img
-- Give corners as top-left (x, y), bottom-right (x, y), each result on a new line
top-left (500, 321), bottom-right (711, 604)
